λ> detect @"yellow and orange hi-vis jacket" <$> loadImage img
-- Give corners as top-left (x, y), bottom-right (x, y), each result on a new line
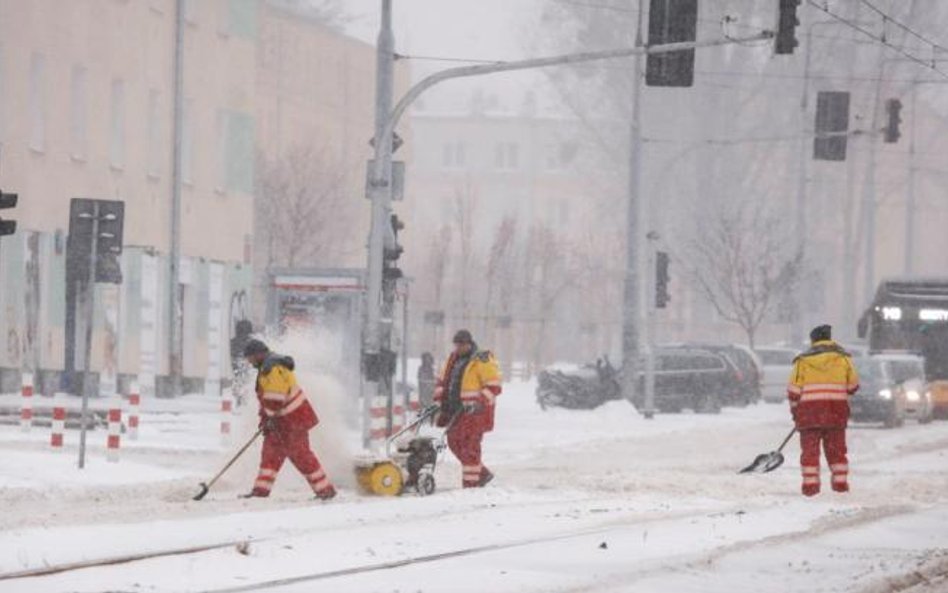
top-left (256, 356), bottom-right (318, 433)
top-left (435, 350), bottom-right (503, 432)
top-left (787, 340), bottom-right (860, 428)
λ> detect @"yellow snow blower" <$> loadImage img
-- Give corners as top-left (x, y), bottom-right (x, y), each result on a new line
top-left (354, 405), bottom-right (458, 497)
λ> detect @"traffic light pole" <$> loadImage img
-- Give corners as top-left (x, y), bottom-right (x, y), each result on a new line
top-left (363, 0), bottom-right (396, 449)
top-left (624, 0), bottom-right (646, 416)
top-left (77, 202), bottom-right (99, 470)
top-left (361, 2), bottom-right (771, 444)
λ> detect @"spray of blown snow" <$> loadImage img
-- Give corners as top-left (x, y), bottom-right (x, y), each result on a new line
top-left (221, 326), bottom-right (361, 496)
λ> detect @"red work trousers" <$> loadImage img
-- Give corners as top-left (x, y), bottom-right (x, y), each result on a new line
top-left (799, 427), bottom-right (848, 496)
top-left (447, 422), bottom-right (489, 488)
top-left (252, 429), bottom-right (333, 497)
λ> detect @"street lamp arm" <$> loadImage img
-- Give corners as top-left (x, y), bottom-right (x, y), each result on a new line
top-left (370, 31), bottom-right (775, 181)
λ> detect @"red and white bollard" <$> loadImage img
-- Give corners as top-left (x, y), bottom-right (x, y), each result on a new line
top-left (127, 382), bottom-right (141, 441)
top-left (369, 396), bottom-right (388, 448)
top-left (220, 396), bottom-right (233, 445)
top-left (20, 372), bottom-right (34, 432)
top-left (391, 400), bottom-right (405, 435)
top-left (51, 405), bottom-right (65, 448)
top-left (107, 407), bottom-right (121, 462)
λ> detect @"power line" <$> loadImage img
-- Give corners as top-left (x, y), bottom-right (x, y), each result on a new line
top-left (858, 0), bottom-right (948, 55)
top-left (805, 0), bottom-right (948, 79)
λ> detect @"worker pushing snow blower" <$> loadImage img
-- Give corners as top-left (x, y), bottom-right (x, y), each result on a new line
top-left (354, 404), bottom-right (459, 496)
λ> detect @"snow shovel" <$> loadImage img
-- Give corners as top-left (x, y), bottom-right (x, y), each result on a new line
top-left (739, 428), bottom-right (797, 474)
top-left (193, 427), bottom-right (263, 501)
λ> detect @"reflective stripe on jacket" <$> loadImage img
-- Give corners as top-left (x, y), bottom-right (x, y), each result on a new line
top-left (435, 350), bottom-right (503, 432)
top-left (787, 340), bottom-right (860, 428)
top-left (256, 362), bottom-right (318, 432)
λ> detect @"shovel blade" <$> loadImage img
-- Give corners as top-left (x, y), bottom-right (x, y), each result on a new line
top-left (193, 482), bottom-right (210, 501)
top-left (739, 451), bottom-right (785, 474)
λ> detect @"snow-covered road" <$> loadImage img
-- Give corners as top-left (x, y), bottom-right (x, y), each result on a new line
top-left (2, 381), bottom-right (947, 592)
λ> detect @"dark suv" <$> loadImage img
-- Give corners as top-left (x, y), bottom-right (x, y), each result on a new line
top-left (667, 344), bottom-right (761, 406)
top-left (632, 348), bottom-right (732, 414)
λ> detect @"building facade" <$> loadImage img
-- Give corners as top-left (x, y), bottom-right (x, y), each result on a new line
top-left (0, 0), bottom-right (258, 395)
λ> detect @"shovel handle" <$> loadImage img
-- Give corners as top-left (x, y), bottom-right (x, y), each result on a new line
top-left (776, 428), bottom-right (797, 453)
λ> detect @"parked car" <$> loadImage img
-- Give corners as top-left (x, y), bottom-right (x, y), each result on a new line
top-left (755, 346), bottom-right (799, 403)
top-left (665, 344), bottom-right (760, 406)
top-left (536, 358), bottom-right (621, 410)
top-left (851, 353), bottom-right (933, 427)
top-left (632, 348), bottom-right (732, 414)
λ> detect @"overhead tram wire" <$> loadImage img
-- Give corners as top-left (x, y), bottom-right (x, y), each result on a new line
top-left (858, 0), bottom-right (948, 55)
top-left (805, 0), bottom-right (948, 80)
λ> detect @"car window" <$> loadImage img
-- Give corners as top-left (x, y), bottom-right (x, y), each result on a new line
top-left (885, 360), bottom-right (925, 384)
top-left (695, 354), bottom-right (724, 370)
top-left (757, 349), bottom-right (796, 365)
top-left (854, 358), bottom-right (882, 383)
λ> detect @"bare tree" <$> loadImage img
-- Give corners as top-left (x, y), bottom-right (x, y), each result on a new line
top-left (450, 179), bottom-right (479, 321)
top-left (685, 201), bottom-right (802, 348)
top-left (256, 144), bottom-right (352, 269)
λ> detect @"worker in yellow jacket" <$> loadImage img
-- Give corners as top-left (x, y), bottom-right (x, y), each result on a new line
top-left (787, 325), bottom-right (860, 496)
top-left (243, 339), bottom-right (336, 500)
top-left (434, 329), bottom-right (503, 488)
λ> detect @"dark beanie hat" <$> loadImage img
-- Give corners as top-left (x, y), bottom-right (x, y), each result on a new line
top-left (452, 329), bottom-right (474, 344)
top-left (243, 338), bottom-right (270, 357)
top-left (810, 325), bottom-right (832, 342)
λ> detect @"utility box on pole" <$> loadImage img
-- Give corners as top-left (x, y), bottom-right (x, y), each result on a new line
top-left (813, 91), bottom-right (851, 161)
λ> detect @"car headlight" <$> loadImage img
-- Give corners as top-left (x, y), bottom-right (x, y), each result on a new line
top-left (879, 389), bottom-right (892, 400)
top-left (906, 390), bottom-right (920, 402)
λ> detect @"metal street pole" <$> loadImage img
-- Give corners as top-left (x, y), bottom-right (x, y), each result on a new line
top-left (903, 81), bottom-right (918, 274)
top-left (623, 0), bottom-right (646, 413)
top-left (362, 0), bottom-right (395, 449)
top-left (168, 0), bottom-right (185, 397)
top-left (78, 202), bottom-right (99, 469)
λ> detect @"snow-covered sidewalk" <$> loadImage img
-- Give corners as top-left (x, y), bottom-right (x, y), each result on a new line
top-left (1, 380), bottom-right (947, 592)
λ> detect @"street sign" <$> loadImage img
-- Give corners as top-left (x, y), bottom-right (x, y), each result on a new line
top-left (369, 131), bottom-right (404, 154)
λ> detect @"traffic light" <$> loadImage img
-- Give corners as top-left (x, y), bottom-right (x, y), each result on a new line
top-left (656, 251), bottom-right (671, 309)
top-left (646, 0), bottom-right (698, 88)
top-left (0, 190), bottom-right (17, 236)
top-left (383, 214), bottom-right (403, 281)
top-left (814, 91), bottom-right (851, 161)
top-left (68, 198), bottom-right (125, 284)
top-left (775, 0), bottom-right (801, 55)
top-left (94, 201), bottom-right (124, 283)
top-left (884, 98), bottom-right (902, 143)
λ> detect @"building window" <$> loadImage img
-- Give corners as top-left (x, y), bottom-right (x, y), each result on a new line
top-left (146, 89), bottom-right (161, 177)
top-left (29, 52), bottom-right (46, 152)
top-left (183, 0), bottom-right (198, 24)
top-left (494, 142), bottom-right (519, 171)
top-left (181, 98), bottom-right (194, 184)
top-left (224, 111), bottom-right (254, 194)
top-left (0, 44), bottom-right (5, 143)
top-left (110, 79), bottom-right (126, 168)
top-left (547, 141), bottom-right (579, 171)
top-left (215, 109), bottom-right (227, 192)
top-left (441, 142), bottom-right (465, 169)
top-left (70, 65), bottom-right (87, 160)
top-left (224, 0), bottom-right (257, 39)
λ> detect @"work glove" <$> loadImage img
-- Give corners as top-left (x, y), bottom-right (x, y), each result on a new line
top-left (259, 416), bottom-right (278, 435)
top-left (463, 403), bottom-right (484, 415)
top-left (435, 411), bottom-right (449, 428)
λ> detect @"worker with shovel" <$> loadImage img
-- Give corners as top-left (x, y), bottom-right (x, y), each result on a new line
top-left (243, 339), bottom-right (336, 500)
top-left (787, 325), bottom-right (860, 496)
